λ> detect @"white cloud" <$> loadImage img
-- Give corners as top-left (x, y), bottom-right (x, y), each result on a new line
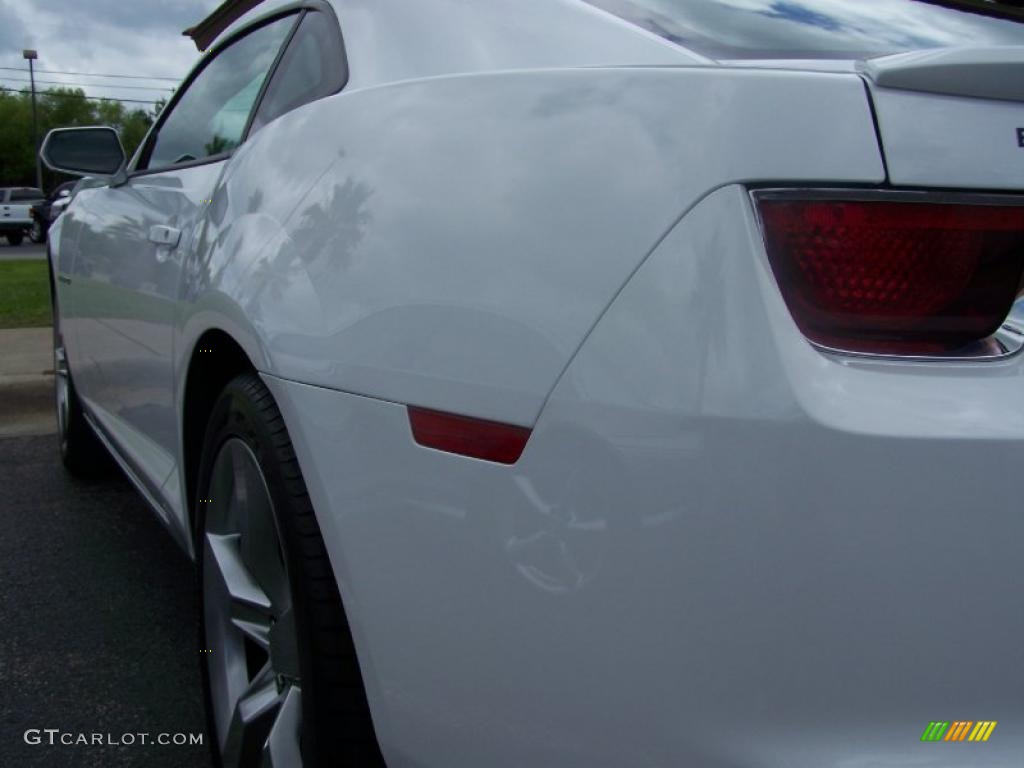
top-left (0, 0), bottom-right (217, 108)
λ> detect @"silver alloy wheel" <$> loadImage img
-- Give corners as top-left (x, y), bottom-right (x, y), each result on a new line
top-left (54, 343), bottom-right (70, 444)
top-left (30, 220), bottom-right (44, 243)
top-left (203, 438), bottom-right (303, 767)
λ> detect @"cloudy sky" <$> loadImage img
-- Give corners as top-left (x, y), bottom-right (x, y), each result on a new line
top-left (0, 0), bottom-right (218, 111)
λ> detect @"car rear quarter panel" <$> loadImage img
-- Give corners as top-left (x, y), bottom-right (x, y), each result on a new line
top-left (266, 184), bottom-right (1024, 767)
top-left (185, 66), bottom-right (884, 426)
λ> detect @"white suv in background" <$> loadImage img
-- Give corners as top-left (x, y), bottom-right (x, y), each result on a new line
top-left (0, 187), bottom-right (44, 246)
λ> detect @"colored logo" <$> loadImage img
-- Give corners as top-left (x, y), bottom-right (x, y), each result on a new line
top-left (921, 721), bottom-right (997, 742)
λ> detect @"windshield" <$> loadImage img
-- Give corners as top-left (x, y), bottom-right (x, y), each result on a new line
top-left (584, 0), bottom-right (1024, 59)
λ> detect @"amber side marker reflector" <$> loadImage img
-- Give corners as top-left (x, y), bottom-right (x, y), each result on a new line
top-left (408, 407), bottom-right (531, 465)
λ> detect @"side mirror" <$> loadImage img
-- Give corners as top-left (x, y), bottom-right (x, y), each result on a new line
top-left (40, 127), bottom-right (126, 179)
top-left (57, 189), bottom-right (71, 199)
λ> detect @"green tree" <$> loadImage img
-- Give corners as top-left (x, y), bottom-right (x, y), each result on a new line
top-left (0, 89), bottom-right (39, 187)
top-left (0, 87), bottom-right (163, 190)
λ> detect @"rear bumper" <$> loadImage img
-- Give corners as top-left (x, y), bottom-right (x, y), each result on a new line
top-left (266, 185), bottom-right (1024, 767)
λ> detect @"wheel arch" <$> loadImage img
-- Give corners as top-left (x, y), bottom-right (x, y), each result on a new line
top-left (180, 328), bottom-right (258, 544)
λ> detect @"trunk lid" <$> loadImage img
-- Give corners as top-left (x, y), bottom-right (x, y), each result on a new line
top-left (860, 46), bottom-right (1024, 190)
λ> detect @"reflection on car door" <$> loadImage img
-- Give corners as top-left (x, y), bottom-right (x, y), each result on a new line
top-left (74, 164), bottom-right (226, 510)
top-left (70, 13), bottom-right (298, 522)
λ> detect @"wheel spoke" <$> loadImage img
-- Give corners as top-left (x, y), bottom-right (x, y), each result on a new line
top-left (236, 458), bottom-right (290, 610)
top-left (206, 444), bottom-right (241, 535)
top-left (232, 616), bottom-right (272, 651)
top-left (54, 345), bottom-right (69, 438)
top-left (206, 533), bottom-right (273, 613)
top-left (263, 685), bottom-right (302, 767)
top-left (201, 438), bottom-right (304, 768)
top-left (238, 666), bottom-right (280, 723)
top-left (221, 666), bottom-right (282, 768)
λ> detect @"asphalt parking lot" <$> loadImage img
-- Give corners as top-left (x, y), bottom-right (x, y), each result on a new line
top-left (0, 433), bottom-right (212, 767)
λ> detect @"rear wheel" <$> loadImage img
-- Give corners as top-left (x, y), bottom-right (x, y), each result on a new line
top-left (6, 232), bottom-right (23, 246)
top-left (197, 373), bottom-right (384, 768)
top-left (29, 220), bottom-right (45, 244)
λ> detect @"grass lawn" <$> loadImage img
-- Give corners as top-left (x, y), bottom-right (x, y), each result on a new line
top-left (0, 260), bottom-right (52, 329)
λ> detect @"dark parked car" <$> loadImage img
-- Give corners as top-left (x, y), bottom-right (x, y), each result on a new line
top-left (29, 181), bottom-right (77, 244)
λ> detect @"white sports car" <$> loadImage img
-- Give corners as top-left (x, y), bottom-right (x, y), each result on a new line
top-left (42, 0), bottom-right (1024, 766)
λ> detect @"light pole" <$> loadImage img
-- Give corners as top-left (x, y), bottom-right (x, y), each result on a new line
top-left (22, 49), bottom-right (42, 192)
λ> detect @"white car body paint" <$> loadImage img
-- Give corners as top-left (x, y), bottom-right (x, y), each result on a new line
top-left (198, 67), bottom-right (883, 427)
top-left (50, 0), bottom-right (1024, 764)
top-left (266, 186), bottom-right (1024, 767)
top-left (867, 86), bottom-right (1024, 190)
top-left (64, 161), bottom-right (228, 544)
top-left (859, 42), bottom-right (1024, 190)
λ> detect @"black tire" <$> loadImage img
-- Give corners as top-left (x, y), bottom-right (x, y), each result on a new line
top-left (29, 220), bottom-right (46, 244)
top-left (6, 232), bottom-right (24, 246)
top-left (196, 372), bottom-right (384, 768)
top-left (53, 325), bottom-right (113, 479)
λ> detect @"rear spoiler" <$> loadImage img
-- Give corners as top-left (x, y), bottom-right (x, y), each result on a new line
top-left (183, 0), bottom-right (267, 51)
top-left (862, 46), bottom-right (1024, 103)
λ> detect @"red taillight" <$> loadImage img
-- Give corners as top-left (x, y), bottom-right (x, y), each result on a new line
top-left (756, 195), bottom-right (1024, 355)
top-left (408, 407), bottom-right (531, 464)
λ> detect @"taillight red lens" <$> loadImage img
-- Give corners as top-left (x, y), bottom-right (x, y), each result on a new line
top-left (757, 196), bottom-right (1024, 355)
top-left (408, 407), bottom-right (531, 464)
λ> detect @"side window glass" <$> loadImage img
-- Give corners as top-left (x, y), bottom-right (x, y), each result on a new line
top-left (143, 15), bottom-right (297, 171)
top-left (249, 11), bottom-right (346, 133)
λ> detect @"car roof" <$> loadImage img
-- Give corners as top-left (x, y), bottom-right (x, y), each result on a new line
top-left (200, 0), bottom-right (702, 92)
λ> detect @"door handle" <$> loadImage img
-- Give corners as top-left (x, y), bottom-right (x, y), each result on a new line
top-left (148, 225), bottom-right (181, 248)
